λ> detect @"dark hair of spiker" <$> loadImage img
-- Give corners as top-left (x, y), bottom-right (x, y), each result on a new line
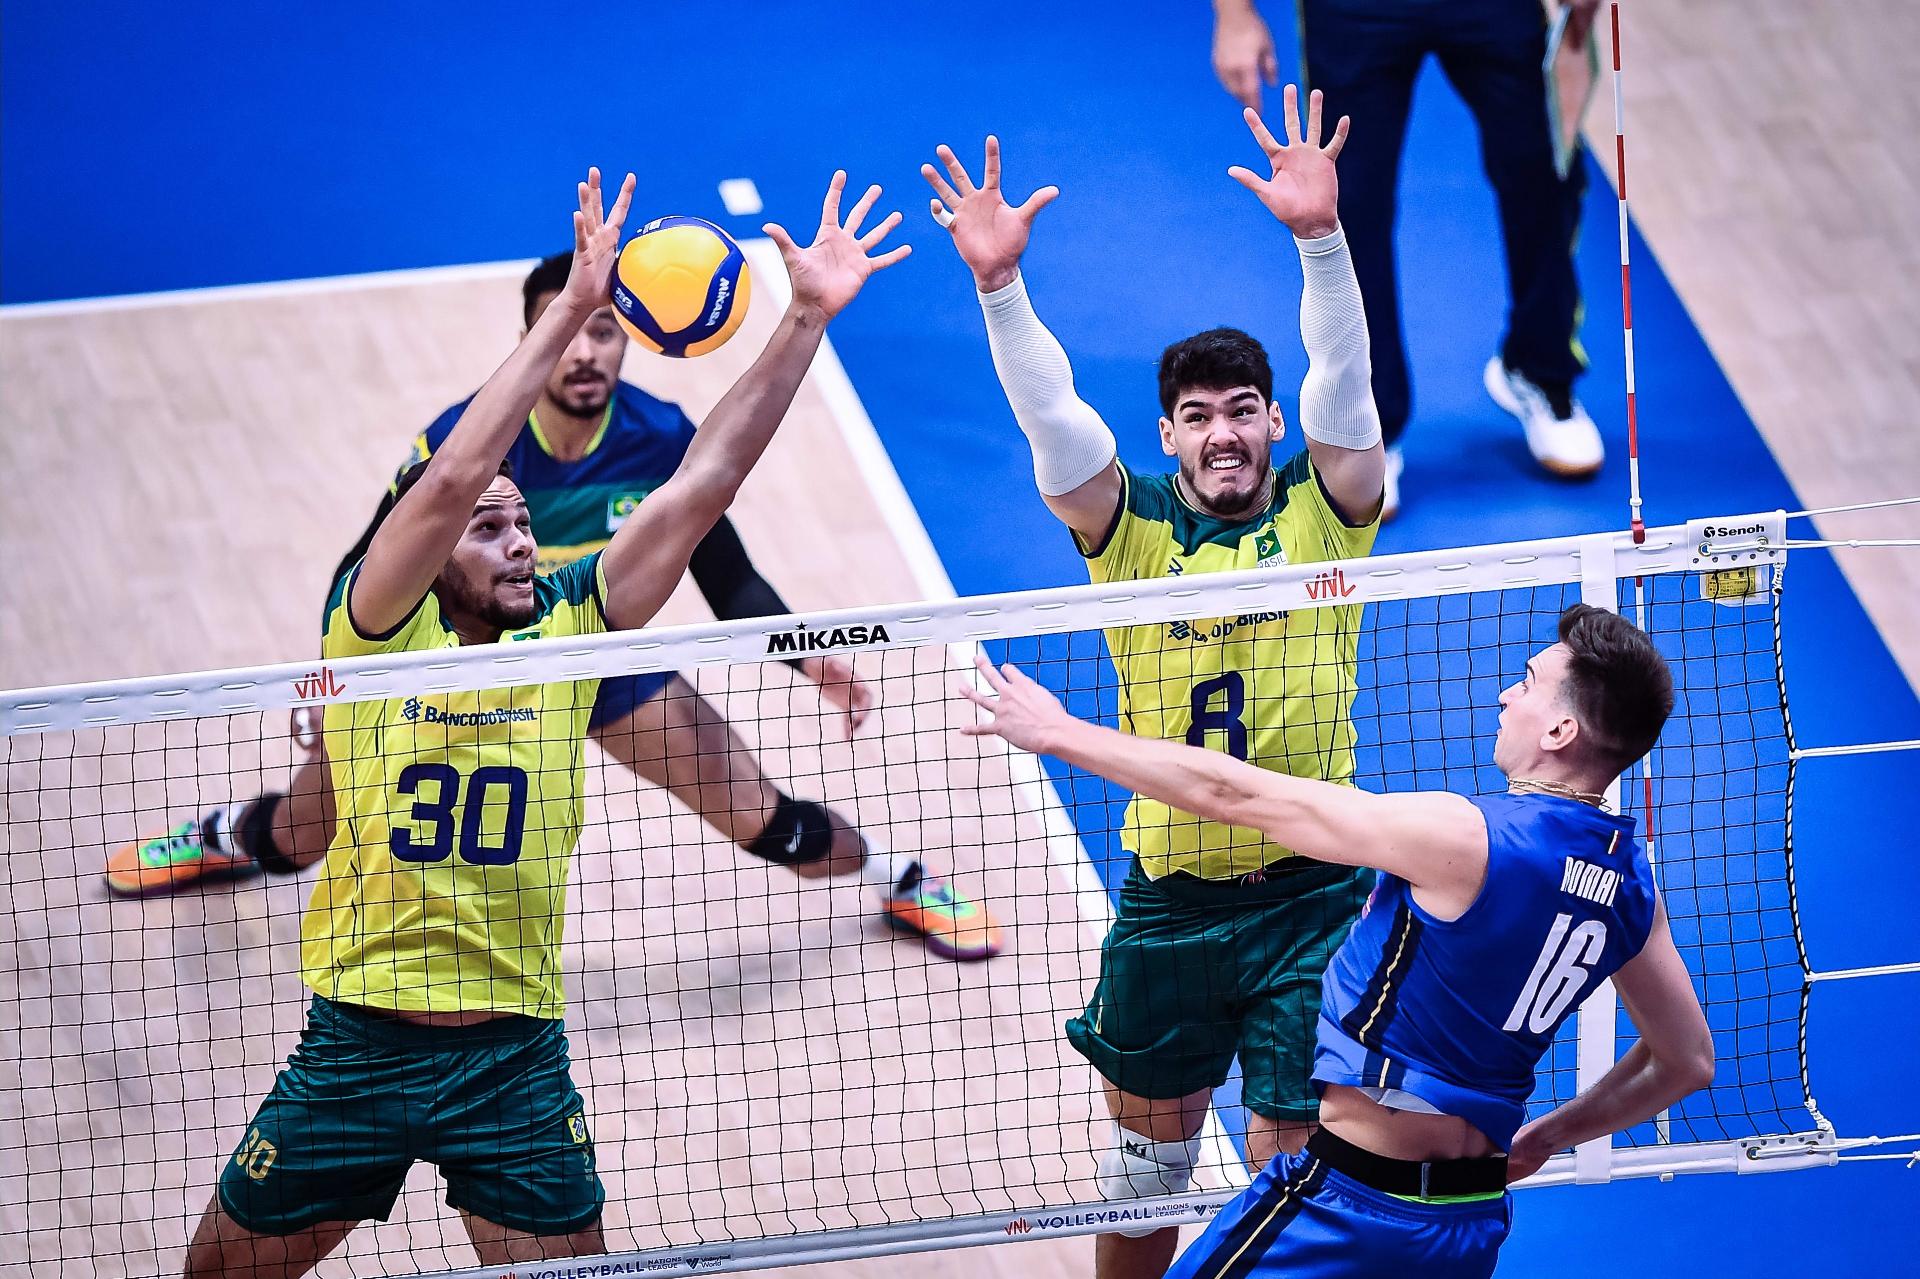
top-left (1556, 603), bottom-right (1676, 776)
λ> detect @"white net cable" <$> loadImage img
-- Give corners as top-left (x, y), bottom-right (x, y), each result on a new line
top-left (1, 510), bottom-right (1907, 1278)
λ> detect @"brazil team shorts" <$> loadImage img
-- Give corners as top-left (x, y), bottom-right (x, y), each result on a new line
top-left (588, 670), bottom-right (676, 730)
top-left (218, 996), bottom-right (603, 1237)
top-left (1164, 1146), bottom-right (1510, 1279)
top-left (1066, 857), bottom-right (1372, 1119)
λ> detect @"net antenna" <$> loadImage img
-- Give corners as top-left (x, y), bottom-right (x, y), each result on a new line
top-left (1605, 0), bottom-right (1672, 1141)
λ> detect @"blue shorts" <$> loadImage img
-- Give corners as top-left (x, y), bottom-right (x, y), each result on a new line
top-left (587, 671), bottom-right (675, 730)
top-left (1166, 1148), bottom-right (1510, 1279)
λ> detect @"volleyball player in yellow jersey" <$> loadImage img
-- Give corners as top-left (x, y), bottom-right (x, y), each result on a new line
top-left (926, 87), bottom-right (1385, 1279)
top-left (183, 166), bottom-right (910, 1277)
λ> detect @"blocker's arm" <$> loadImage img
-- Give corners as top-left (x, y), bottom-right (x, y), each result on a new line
top-left (976, 272), bottom-right (1123, 540)
top-left (348, 170), bottom-right (632, 637)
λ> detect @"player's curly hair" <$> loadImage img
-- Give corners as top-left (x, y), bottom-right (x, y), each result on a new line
top-left (1556, 603), bottom-right (1675, 775)
top-left (522, 251), bottom-right (574, 329)
top-left (1156, 328), bottom-right (1274, 418)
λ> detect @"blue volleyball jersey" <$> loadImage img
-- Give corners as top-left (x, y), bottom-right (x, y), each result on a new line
top-left (403, 382), bottom-right (698, 575)
top-left (1314, 792), bottom-right (1658, 1149)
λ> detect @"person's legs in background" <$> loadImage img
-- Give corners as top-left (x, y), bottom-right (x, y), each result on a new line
top-left (1299, 0), bottom-right (1427, 516)
top-left (1439, 0), bottom-right (1602, 477)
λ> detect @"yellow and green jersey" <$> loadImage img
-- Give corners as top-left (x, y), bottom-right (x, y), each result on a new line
top-left (301, 554), bottom-right (609, 1018)
top-left (1081, 451), bottom-right (1377, 881)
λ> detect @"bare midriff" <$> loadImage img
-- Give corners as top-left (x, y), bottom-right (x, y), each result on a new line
top-left (1318, 1083), bottom-right (1501, 1161)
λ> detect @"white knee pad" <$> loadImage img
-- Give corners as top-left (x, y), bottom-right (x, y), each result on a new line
top-left (1095, 1125), bottom-right (1202, 1235)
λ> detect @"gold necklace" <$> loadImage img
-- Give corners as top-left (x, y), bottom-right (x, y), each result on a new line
top-left (1508, 778), bottom-right (1610, 810)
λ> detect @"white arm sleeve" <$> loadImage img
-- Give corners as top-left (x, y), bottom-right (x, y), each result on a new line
top-left (1295, 224), bottom-right (1383, 451)
top-left (976, 272), bottom-right (1118, 496)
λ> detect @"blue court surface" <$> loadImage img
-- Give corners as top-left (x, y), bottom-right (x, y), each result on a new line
top-left (5, 2), bottom-right (1915, 1274)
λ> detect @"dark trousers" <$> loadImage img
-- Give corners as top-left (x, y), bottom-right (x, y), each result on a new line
top-left (1300, 0), bottom-right (1589, 443)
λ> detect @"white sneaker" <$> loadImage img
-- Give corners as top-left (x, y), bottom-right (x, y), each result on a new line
top-left (1483, 356), bottom-right (1603, 478)
top-left (1380, 447), bottom-right (1403, 522)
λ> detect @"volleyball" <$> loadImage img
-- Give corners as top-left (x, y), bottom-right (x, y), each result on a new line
top-left (610, 215), bottom-right (752, 358)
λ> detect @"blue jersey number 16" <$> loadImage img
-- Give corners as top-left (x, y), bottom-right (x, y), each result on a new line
top-left (389, 762), bottom-right (530, 866)
top-left (1187, 671), bottom-right (1250, 761)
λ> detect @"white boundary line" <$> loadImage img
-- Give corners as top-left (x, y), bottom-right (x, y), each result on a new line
top-left (0, 259), bottom-right (534, 318)
top-left (744, 237), bottom-right (1249, 1191)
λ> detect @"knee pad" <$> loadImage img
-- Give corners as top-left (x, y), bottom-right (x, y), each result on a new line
top-left (1095, 1124), bottom-right (1201, 1234)
top-left (745, 793), bottom-right (834, 867)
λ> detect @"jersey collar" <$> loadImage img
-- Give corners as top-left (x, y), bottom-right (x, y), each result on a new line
top-left (528, 399), bottom-right (614, 461)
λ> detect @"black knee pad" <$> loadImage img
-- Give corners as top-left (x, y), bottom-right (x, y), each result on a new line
top-left (746, 794), bottom-right (834, 866)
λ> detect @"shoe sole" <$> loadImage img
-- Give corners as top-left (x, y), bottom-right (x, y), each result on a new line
top-left (1482, 361), bottom-right (1603, 480)
top-left (105, 858), bottom-right (261, 898)
top-left (883, 910), bottom-right (1001, 961)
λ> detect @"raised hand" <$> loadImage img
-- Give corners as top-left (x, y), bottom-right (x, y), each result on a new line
top-left (764, 172), bottom-right (910, 323)
top-left (561, 167), bottom-right (637, 313)
top-left (1228, 85), bottom-right (1347, 239)
top-left (957, 654), bottom-right (1071, 755)
top-left (923, 137), bottom-right (1059, 293)
top-left (1213, 1), bottom-right (1279, 110)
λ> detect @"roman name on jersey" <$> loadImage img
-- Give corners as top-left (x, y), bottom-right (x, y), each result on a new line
top-left (1561, 856), bottom-right (1622, 908)
top-left (765, 622), bottom-right (892, 655)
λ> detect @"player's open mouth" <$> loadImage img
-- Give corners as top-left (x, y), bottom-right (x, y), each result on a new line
top-left (1206, 455), bottom-right (1247, 472)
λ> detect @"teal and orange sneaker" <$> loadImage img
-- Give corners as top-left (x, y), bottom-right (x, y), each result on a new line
top-left (104, 813), bottom-right (256, 897)
top-left (883, 871), bottom-right (1003, 961)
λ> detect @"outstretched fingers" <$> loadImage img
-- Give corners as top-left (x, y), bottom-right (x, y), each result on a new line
top-left (844, 183), bottom-right (883, 237)
top-left (1014, 184), bottom-right (1060, 222)
top-left (858, 209), bottom-right (904, 251)
top-left (1305, 88), bottom-right (1324, 149)
top-left (936, 144), bottom-right (978, 196)
top-left (867, 241), bottom-right (913, 271)
top-left (1226, 165), bottom-right (1266, 195)
top-left (1281, 82), bottom-right (1303, 145)
top-left (1242, 106), bottom-right (1283, 162)
top-left (921, 162), bottom-right (962, 209)
top-left (606, 172), bottom-right (637, 233)
top-left (819, 170), bottom-right (848, 232)
top-left (983, 135), bottom-right (1002, 190)
top-left (761, 221), bottom-right (800, 258)
top-left (1324, 114), bottom-right (1351, 161)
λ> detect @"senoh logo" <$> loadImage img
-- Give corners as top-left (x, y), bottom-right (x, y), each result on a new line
top-left (1706, 522), bottom-right (1765, 539)
top-left (1304, 567), bottom-right (1357, 600)
top-left (292, 667), bottom-right (346, 699)
top-left (765, 622), bottom-right (892, 656)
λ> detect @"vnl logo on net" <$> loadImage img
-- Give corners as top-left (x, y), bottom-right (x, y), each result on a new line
top-left (292, 667), bottom-right (346, 699)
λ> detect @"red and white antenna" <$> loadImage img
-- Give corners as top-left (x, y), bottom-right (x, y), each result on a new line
top-left (1611, 1), bottom-right (1644, 546)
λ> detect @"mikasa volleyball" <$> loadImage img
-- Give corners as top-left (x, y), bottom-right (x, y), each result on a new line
top-left (610, 215), bottom-right (752, 358)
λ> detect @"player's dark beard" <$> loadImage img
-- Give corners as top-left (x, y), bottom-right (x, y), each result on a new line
top-left (438, 564), bottom-right (538, 631)
top-left (1180, 453), bottom-right (1271, 520)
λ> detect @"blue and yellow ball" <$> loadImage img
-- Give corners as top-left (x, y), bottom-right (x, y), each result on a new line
top-left (610, 216), bottom-right (751, 358)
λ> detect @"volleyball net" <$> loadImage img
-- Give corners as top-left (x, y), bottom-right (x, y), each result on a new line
top-left (2, 510), bottom-right (1910, 1278)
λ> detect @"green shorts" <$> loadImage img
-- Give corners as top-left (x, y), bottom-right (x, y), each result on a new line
top-left (218, 995), bottom-right (603, 1236)
top-left (1066, 857), bottom-right (1372, 1120)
